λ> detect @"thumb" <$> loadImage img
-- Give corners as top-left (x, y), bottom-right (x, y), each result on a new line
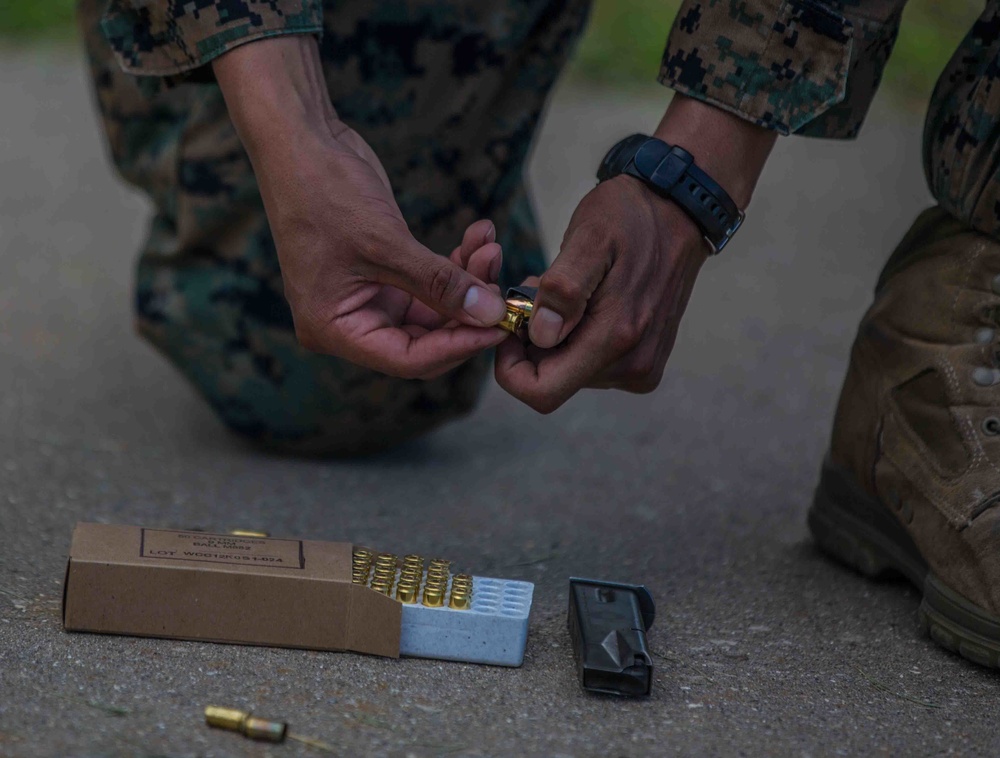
top-left (375, 240), bottom-right (507, 327)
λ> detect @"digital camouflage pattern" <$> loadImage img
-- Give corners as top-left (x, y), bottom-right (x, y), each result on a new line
top-left (662, 0), bottom-right (1000, 239)
top-left (100, 0), bottom-right (323, 75)
top-left (79, 0), bottom-right (587, 455)
top-left (924, 4), bottom-right (1000, 243)
top-left (80, 0), bottom-right (1000, 454)
top-left (660, 0), bottom-right (912, 139)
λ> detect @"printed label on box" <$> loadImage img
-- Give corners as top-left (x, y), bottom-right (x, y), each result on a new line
top-left (139, 529), bottom-right (305, 569)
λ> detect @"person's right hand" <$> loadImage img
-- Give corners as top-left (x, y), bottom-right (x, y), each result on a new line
top-left (213, 36), bottom-right (508, 379)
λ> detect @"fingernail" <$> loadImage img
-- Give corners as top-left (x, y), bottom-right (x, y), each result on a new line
top-left (485, 223), bottom-right (496, 244)
top-left (530, 307), bottom-right (563, 348)
top-left (463, 286), bottom-right (506, 325)
top-left (489, 246), bottom-right (503, 283)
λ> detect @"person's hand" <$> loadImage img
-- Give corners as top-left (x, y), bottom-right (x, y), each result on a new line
top-left (254, 119), bottom-right (509, 380)
top-left (495, 176), bottom-right (707, 411)
top-left (213, 36), bottom-right (508, 379)
top-left (495, 94), bottom-right (777, 412)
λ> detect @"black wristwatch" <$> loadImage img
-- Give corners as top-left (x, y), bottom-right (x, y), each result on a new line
top-left (597, 134), bottom-right (744, 255)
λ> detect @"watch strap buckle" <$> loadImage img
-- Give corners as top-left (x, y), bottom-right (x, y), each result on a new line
top-left (707, 209), bottom-right (745, 255)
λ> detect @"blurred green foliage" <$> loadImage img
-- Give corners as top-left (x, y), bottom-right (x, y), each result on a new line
top-left (0, 0), bottom-right (76, 41)
top-left (572, 0), bottom-right (680, 85)
top-left (881, 2), bottom-right (979, 105)
top-left (0, 0), bottom-right (984, 108)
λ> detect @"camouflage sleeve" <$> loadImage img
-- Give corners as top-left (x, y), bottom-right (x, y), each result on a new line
top-left (659, 0), bottom-right (907, 139)
top-left (99, 0), bottom-right (323, 77)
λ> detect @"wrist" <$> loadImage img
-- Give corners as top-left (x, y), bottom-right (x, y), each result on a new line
top-left (653, 94), bottom-right (776, 210)
top-left (212, 35), bottom-right (338, 161)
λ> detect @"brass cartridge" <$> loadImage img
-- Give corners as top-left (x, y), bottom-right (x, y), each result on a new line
top-left (448, 588), bottom-right (471, 610)
top-left (422, 586), bottom-right (445, 607)
top-left (425, 579), bottom-right (448, 596)
top-left (399, 569), bottom-right (422, 587)
top-left (396, 581), bottom-right (418, 604)
top-left (498, 286), bottom-right (536, 338)
top-left (426, 563), bottom-right (449, 579)
top-left (352, 548), bottom-right (374, 584)
top-left (204, 706), bottom-right (287, 743)
top-left (448, 573), bottom-right (473, 609)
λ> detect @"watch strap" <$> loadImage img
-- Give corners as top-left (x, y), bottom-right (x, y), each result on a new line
top-left (598, 134), bottom-right (744, 255)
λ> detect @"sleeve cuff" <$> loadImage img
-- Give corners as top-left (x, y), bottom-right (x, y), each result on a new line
top-left (658, 0), bottom-right (855, 137)
top-left (101, 0), bottom-right (323, 77)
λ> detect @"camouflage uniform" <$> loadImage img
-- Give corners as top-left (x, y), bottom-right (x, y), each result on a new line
top-left (79, 0), bottom-right (588, 455)
top-left (661, 1), bottom-right (1000, 238)
top-left (80, 0), bottom-right (1000, 455)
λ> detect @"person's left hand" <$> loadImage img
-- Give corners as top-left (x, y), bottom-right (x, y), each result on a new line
top-left (494, 175), bottom-right (708, 413)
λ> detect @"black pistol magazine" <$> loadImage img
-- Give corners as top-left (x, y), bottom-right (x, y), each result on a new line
top-left (568, 578), bottom-right (655, 696)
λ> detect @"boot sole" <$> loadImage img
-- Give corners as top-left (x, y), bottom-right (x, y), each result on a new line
top-left (809, 459), bottom-right (1000, 668)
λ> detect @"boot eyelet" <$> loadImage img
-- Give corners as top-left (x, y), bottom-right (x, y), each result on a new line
top-left (983, 417), bottom-right (1000, 436)
top-left (972, 367), bottom-right (1000, 386)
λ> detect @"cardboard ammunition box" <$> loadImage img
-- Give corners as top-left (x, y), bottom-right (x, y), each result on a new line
top-left (62, 523), bottom-right (401, 657)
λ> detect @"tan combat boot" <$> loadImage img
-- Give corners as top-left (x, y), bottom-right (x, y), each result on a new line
top-left (810, 206), bottom-right (1000, 667)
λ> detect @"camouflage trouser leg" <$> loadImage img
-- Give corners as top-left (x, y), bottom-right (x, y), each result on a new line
top-left (135, 116), bottom-right (544, 457)
top-left (923, 4), bottom-right (1000, 241)
top-left (137, 195), bottom-right (544, 458)
top-left (139, 268), bottom-right (488, 458)
top-left (79, 0), bottom-right (589, 455)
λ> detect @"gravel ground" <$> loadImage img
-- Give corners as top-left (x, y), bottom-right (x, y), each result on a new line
top-left (2, 47), bottom-right (998, 757)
